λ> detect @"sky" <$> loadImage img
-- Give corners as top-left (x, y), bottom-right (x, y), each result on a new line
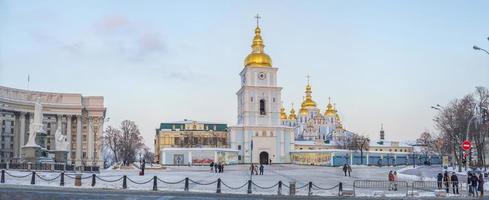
top-left (1, 1), bottom-right (488, 150)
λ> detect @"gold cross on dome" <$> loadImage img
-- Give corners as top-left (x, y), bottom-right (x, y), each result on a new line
top-left (306, 74), bottom-right (311, 84)
top-left (255, 14), bottom-right (261, 27)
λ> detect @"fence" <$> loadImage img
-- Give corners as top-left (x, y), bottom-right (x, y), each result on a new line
top-left (0, 169), bottom-right (342, 196)
top-left (353, 180), bottom-right (410, 196)
top-left (411, 181), bottom-right (468, 196)
top-left (0, 163), bottom-right (98, 173)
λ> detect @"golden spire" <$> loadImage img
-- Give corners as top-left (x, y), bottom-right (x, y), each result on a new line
top-left (325, 97), bottom-right (336, 116)
top-left (301, 75), bottom-right (317, 108)
top-left (280, 105), bottom-right (288, 120)
top-left (299, 97), bottom-right (308, 115)
top-left (288, 103), bottom-right (297, 120)
top-left (244, 14), bottom-right (272, 67)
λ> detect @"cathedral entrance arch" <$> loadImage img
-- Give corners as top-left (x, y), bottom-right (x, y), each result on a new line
top-left (259, 151), bottom-right (269, 164)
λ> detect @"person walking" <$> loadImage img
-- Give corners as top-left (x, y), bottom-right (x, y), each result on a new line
top-left (468, 172), bottom-right (473, 196)
top-left (478, 173), bottom-right (484, 197)
top-left (221, 163), bottom-right (224, 173)
top-left (388, 171), bottom-right (394, 191)
top-left (210, 162), bottom-right (214, 173)
top-left (437, 173), bottom-right (443, 189)
top-left (451, 172), bottom-right (459, 194)
top-left (259, 164), bottom-right (264, 175)
top-left (254, 164), bottom-right (258, 175)
top-left (343, 164), bottom-right (348, 176)
top-left (347, 165), bottom-right (352, 177)
top-left (214, 162), bottom-right (218, 173)
top-left (249, 163), bottom-right (255, 175)
top-left (393, 171), bottom-right (398, 191)
top-left (471, 173), bottom-right (479, 197)
top-left (443, 171), bottom-right (450, 193)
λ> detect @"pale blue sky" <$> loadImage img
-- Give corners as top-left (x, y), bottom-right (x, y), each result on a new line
top-left (1, 1), bottom-right (488, 149)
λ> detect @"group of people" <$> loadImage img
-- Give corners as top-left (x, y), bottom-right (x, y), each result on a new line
top-left (250, 163), bottom-right (265, 175)
top-left (436, 171), bottom-right (460, 194)
top-left (209, 162), bottom-right (225, 173)
top-left (467, 172), bottom-right (484, 197)
top-left (388, 171), bottom-right (399, 191)
top-left (342, 164), bottom-right (352, 176)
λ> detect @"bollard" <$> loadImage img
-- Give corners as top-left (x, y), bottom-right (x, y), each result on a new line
top-left (91, 174), bottom-right (96, 187)
top-left (277, 181), bottom-right (282, 195)
top-left (216, 178), bottom-right (221, 193)
top-left (75, 174), bottom-right (82, 186)
top-left (338, 182), bottom-right (343, 196)
top-left (184, 177), bottom-right (189, 191)
top-left (308, 181), bottom-right (313, 196)
top-left (153, 176), bottom-right (157, 191)
top-left (122, 175), bottom-right (127, 189)
top-left (1, 169), bottom-right (4, 183)
top-left (247, 180), bottom-right (252, 194)
top-left (289, 181), bottom-right (296, 196)
top-left (31, 171), bottom-right (36, 185)
top-left (60, 172), bottom-right (64, 186)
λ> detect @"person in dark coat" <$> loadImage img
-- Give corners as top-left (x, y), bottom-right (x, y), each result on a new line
top-left (210, 162), bottom-right (214, 173)
top-left (259, 164), bottom-right (264, 175)
top-left (347, 165), bottom-right (352, 177)
top-left (342, 164), bottom-right (348, 176)
top-left (451, 172), bottom-right (459, 194)
top-left (437, 173), bottom-right (443, 189)
top-left (471, 173), bottom-right (479, 197)
top-left (443, 171), bottom-right (449, 193)
top-left (214, 163), bottom-right (218, 173)
top-left (478, 173), bottom-right (484, 197)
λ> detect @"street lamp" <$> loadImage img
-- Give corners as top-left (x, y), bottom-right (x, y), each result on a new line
top-left (473, 45), bottom-right (489, 55)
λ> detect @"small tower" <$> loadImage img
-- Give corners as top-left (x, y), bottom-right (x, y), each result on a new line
top-left (380, 124), bottom-right (385, 140)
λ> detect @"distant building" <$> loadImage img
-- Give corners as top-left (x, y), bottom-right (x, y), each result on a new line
top-left (154, 119), bottom-right (230, 164)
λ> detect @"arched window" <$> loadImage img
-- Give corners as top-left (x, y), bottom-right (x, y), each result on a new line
top-left (259, 99), bottom-right (266, 115)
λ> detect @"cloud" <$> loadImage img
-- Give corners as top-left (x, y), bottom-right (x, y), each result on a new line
top-left (95, 15), bottom-right (130, 33)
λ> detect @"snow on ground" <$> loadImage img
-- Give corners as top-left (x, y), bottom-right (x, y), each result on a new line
top-left (0, 164), bottom-right (470, 197)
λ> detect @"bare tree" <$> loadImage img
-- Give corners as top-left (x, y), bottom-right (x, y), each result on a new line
top-left (142, 146), bottom-right (155, 164)
top-left (103, 126), bottom-right (121, 163)
top-left (350, 134), bottom-right (370, 165)
top-left (119, 120), bottom-right (145, 165)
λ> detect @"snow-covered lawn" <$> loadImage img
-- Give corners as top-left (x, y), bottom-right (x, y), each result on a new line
top-left (0, 164), bottom-right (471, 197)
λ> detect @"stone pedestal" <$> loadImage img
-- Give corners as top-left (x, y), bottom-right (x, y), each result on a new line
top-left (21, 145), bottom-right (41, 163)
top-left (53, 151), bottom-right (68, 163)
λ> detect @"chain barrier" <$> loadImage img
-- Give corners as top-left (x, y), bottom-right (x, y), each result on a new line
top-left (127, 177), bottom-right (154, 185)
top-left (35, 173), bottom-right (61, 182)
top-left (64, 174), bottom-right (92, 179)
top-left (221, 181), bottom-right (248, 190)
top-left (156, 178), bottom-right (185, 185)
top-left (96, 176), bottom-right (124, 183)
top-left (5, 171), bottom-right (32, 178)
top-left (282, 183), bottom-right (290, 189)
top-left (252, 181), bottom-right (279, 190)
top-left (188, 179), bottom-right (218, 185)
top-left (296, 183), bottom-right (309, 190)
top-left (312, 183), bottom-right (339, 191)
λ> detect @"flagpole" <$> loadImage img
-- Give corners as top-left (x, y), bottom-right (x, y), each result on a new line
top-left (250, 139), bottom-right (253, 182)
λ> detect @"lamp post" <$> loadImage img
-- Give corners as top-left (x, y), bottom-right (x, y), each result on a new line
top-left (473, 45), bottom-right (489, 55)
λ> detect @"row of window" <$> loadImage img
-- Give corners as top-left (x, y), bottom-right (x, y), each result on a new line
top-left (373, 148), bottom-right (409, 152)
top-left (254, 131), bottom-right (274, 137)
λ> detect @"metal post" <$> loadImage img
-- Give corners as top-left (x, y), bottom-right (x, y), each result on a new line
top-left (277, 181), bottom-right (282, 195)
top-left (60, 172), bottom-right (64, 186)
top-left (184, 177), bottom-right (189, 191)
top-left (122, 175), bottom-right (127, 189)
top-left (339, 182), bottom-right (343, 196)
top-left (308, 181), bottom-right (313, 196)
top-left (91, 174), bottom-right (96, 187)
top-left (153, 176), bottom-right (157, 191)
top-left (31, 171), bottom-right (35, 185)
top-left (216, 178), bottom-right (221, 193)
top-left (1, 169), bottom-right (4, 183)
top-left (289, 181), bottom-right (296, 196)
top-left (247, 180), bottom-right (252, 194)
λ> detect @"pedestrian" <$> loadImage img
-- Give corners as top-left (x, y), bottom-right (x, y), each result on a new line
top-left (343, 164), bottom-right (347, 176)
top-left (269, 159), bottom-right (272, 165)
top-left (471, 172), bottom-right (479, 197)
top-left (347, 164), bottom-right (352, 177)
top-left (141, 159), bottom-right (146, 176)
top-left (436, 173), bottom-right (443, 189)
top-left (443, 171), bottom-right (450, 193)
top-left (451, 172), bottom-right (459, 194)
top-left (214, 162), bottom-right (218, 173)
top-left (221, 163), bottom-right (224, 173)
top-left (259, 164), bottom-right (264, 175)
top-left (210, 162), bottom-right (214, 173)
top-left (388, 171), bottom-right (394, 191)
top-left (393, 171), bottom-right (398, 191)
top-left (254, 164), bottom-right (258, 175)
top-left (478, 173), bottom-right (484, 197)
top-left (468, 172), bottom-right (473, 196)
top-left (249, 163), bottom-right (255, 175)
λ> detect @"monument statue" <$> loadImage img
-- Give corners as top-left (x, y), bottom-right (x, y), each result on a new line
top-left (25, 97), bottom-right (44, 147)
top-left (55, 125), bottom-right (68, 151)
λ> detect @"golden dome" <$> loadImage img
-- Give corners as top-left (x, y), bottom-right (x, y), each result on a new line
top-left (280, 106), bottom-right (288, 120)
top-left (288, 107), bottom-right (297, 120)
top-left (299, 101), bottom-right (308, 115)
top-left (244, 26), bottom-right (272, 67)
top-left (325, 99), bottom-right (336, 116)
top-left (301, 82), bottom-right (317, 108)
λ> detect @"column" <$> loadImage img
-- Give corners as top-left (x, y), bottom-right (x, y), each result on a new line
top-left (87, 117), bottom-right (94, 165)
top-left (75, 115), bottom-right (82, 167)
top-left (66, 115), bottom-right (72, 163)
top-left (56, 115), bottom-right (62, 150)
top-left (18, 112), bottom-right (26, 158)
top-left (97, 118), bottom-right (104, 167)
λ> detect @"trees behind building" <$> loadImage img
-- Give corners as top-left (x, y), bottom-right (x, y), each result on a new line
top-left (103, 120), bottom-right (147, 167)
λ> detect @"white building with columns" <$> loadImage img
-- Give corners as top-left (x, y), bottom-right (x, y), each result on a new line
top-left (0, 85), bottom-right (106, 167)
top-left (229, 21), bottom-right (295, 164)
